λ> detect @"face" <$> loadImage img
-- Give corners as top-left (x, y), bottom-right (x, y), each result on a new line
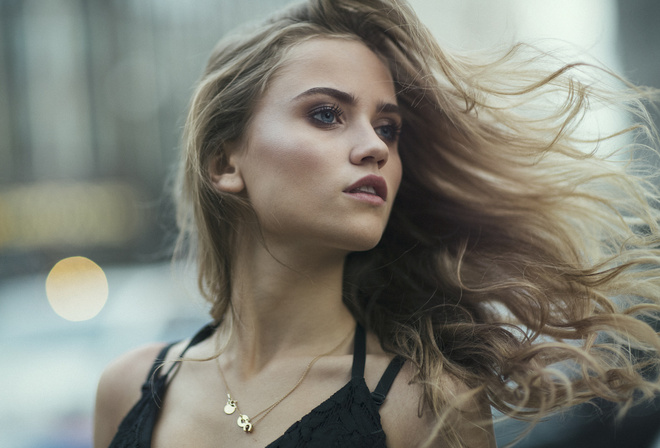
top-left (224, 38), bottom-right (402, 254)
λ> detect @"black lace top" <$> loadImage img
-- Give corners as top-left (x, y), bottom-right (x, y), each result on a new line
top-left (108, 323), bottom-right (405, 447)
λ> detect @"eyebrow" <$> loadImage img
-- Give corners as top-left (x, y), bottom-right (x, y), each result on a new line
top-left (293, 86), bottom-right (400, 116)
top-left (294, 87), bottom-right (356, 105)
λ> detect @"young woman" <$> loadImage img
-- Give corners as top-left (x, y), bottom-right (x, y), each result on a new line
top-left (94, 0), bottom-right (660, 447)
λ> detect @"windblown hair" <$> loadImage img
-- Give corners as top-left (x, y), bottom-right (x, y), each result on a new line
top-left (175, 0), bottom-right (660, 445)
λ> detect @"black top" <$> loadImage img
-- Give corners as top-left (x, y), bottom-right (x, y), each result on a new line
top-left (108, 323), bottom-right (405, 447)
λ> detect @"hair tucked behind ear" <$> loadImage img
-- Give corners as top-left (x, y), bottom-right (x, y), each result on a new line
top-left (175, 0), bottom-right (660, 446)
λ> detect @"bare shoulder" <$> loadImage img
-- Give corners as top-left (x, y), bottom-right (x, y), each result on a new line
top-left (93, 342), bottom-right (170, 448)
top-left (380, 362), bottom-right (495, 448)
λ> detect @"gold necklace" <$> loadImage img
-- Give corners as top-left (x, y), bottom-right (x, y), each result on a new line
top-left (216, 328), bottom-right (354, 433)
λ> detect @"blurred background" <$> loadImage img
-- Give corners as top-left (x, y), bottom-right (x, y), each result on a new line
top-left (0, 0), bottom-right (658, 447)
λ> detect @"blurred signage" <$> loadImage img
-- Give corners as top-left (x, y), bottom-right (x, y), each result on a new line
top-left (0, 181), bottom-right (146, 250)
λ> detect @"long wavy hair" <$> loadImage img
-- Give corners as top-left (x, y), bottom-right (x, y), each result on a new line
top-left (175, 0), bottom-right (660, 445)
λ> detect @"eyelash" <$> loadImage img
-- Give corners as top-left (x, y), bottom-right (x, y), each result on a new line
top-left (307, 104), bottom-right (402, 143)
top-left (308, 104), bottom-right (344, 125)
top-left (377, 122), bottom-right (402, 143)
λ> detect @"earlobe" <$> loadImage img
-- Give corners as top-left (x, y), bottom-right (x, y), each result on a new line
top-left (209, 153), bottom-right (245, 193)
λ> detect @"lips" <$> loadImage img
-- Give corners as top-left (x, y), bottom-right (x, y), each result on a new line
top-left (343, 175), bottom-right (387, 201)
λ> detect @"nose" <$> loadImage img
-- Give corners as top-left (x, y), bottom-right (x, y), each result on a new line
top-left (349, 123), bottom-right (389, 169)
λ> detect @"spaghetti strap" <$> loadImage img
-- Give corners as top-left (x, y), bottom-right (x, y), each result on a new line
top-left (159, 321), bottom-right (219, 380)
top-left (350, 323), bottom-right (406, 408)
top-left (112, 321), bottom-right (396, 447)
top-left (146, 343), bottom-right (175, 381)
top-left (351, 323), bottom-right (366, 379)
top-left (371, 355), bottom-right (405, 408)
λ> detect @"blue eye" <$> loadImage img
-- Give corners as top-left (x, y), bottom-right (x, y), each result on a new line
top-left (310, 105), bottom-right (343, 125)
top-left (376, 123), bottom-right (402, 142)
top-left (314, 110), bottom-right (337, 123)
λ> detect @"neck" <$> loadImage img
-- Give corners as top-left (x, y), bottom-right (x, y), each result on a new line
top-left (222, 236), bottom-right (357, 376)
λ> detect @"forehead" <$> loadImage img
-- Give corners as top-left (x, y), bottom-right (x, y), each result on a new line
top-left (262, 38), bottom-right (397, 103)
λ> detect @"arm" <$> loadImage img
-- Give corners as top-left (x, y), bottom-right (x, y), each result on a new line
top-left (93, 343), bottom-right (166, 448)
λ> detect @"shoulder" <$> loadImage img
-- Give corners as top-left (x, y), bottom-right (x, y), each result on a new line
top-left (93, 342), bottom-right (171, 448)
top-left (380, 361), bottom-right (495, 448)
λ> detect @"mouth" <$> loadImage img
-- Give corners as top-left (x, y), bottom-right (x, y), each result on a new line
top-left (343, 175), bottom-right (388, 201)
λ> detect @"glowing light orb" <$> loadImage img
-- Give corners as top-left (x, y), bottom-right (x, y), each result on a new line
top-left (46, 256), bottom-right (109, 321)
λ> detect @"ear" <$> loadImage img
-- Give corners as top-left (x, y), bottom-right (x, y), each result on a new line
top-left (208, 151), bottom-right (245, 194)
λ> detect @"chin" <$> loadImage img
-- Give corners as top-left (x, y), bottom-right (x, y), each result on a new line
top-left (337, 231), bottom-right (384, 253)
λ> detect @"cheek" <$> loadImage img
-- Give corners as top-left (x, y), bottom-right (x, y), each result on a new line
top-left (244, 120), bottom-right (330, 206)
top-left (243, 120), bottom-right (330, 192)
top-left (387, 153), bottom-right (403, 198)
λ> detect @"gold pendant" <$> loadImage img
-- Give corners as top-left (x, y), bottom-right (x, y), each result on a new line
top-left (224, 395), bottom-right (237, 415)
top-left (237, 414), bottom-right (253, 433)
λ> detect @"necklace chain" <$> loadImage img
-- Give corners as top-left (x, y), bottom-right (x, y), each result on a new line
top-left (216, 328), bottom-right (354, 433)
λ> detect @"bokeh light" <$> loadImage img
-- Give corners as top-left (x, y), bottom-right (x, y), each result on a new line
top-left (45, 256), bottom-right (109, 321)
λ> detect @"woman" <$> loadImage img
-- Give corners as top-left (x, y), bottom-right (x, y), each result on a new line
top-left (94, 0), bottom-right (660, 447)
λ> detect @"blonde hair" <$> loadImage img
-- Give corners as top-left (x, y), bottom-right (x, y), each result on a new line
top-left (175, 0), bottom-right (660, 445)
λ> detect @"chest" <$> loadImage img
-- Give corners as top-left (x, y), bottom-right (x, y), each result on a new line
top-left (151, 361), bottom-right (358, 448)
top-left (149, 355), bottom-right (396, 448)
top-left (152, 382), bottom-right (391, 448)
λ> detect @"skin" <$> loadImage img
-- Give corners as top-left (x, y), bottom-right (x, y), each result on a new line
top-left (94, 38), bottom-right (495, 448)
